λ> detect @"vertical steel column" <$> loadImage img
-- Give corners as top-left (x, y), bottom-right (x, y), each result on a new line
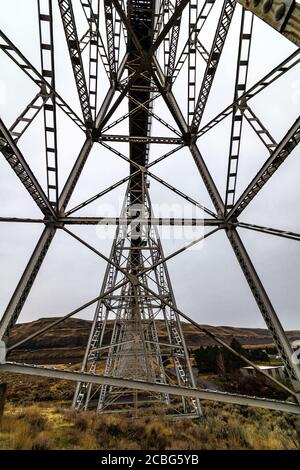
top-left (38, 0), bottom-right (59, 209)
top-left (187, 0), bottom-right (198, 124)
top-left (191, 0), bottom-right (236, 131)
top-left (224, 8), bottom-right (253, 212)
top-left (88, 0), bottom-right (100, 120)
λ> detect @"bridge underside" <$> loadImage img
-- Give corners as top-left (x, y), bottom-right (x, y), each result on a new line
top-left (0, 0), bottom-right (300, 419)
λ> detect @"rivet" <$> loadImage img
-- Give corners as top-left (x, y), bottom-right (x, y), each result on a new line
top-left (275, 3), bottom-right (286, 21)
top-left (263, 0), bottom-right (273, 13)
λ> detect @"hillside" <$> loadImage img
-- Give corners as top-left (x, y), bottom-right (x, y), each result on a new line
top-left (6, 318), bottom-right (300, 364)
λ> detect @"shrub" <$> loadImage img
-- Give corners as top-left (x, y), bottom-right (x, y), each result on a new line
top-left (73, 414), bottom-right (89, 432)
top-left (25, 412), bottom-right (47, 433)
top-left (144, 421), bottom-right (171, 450)
top-left (8, 421), bottom-right (32, 450)
top-left (31, 432), bottom-right (53, 450)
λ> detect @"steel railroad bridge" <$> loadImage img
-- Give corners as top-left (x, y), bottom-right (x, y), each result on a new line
top-left (0, 0), bottom-right (300, 417)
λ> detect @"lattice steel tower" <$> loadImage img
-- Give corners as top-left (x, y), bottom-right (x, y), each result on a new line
top-left (1, 0), bottom-right (300, 418)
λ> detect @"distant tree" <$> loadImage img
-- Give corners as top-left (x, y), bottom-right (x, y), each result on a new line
top-left (265, 346), bottom-right (278, 356)
top-left (195, 339), bottom-right (250, 374)
top-left (194, 346), bottom-right (217, 373)
top-left (194, 347), bottom-right (206, 373)
top-left (247, 348), bottom-right (269, 363)
top-left (222, 338), bottom-right (246, 371)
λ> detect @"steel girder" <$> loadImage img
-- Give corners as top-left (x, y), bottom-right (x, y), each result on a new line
top-left (0, 216), bottom-right (220, 226)
top-left (165, 0), bottom-right (182, 87)
top-left (86, 0), bottom-right (101, 119)
top-left (1, 362), bottom-right (300, 415)
top-left (224, 8), bottom-right (253, 212)
top-left (0, 29), bottom-right (85, 132)
top-left (187, 0), bottom-right (198, 123)
top-left (236, 0), bottom-right (300, 47)
top-left (58, 217), bottom-right (221, 226)
top-left (58, 85), bottom-right (116, 214)
top-left (191, 0), bottom-right (236, 132)
top-left (0, 118), bottom-right (56, 218)
top-left (98, 134), bottom-right (182, 144)
top-left (80, 0), bottom-right (111, 81)
top-left (38, 0), bottom-right (59, 208)
top-left (226, 228), bottom-right (300, 391)
top-left (9, 93), bottom-right (47, 142)
top-left (0, 227), bottom-right (56, 340)
top-left (153, 0), bottom-right (191, 51)
top-left (58, 0), bottom-right (93, 127)
top-left (242, 105), bottom-right (277, 153)
top-left (104, 0), bottom-right (117, 82)
top-left (235, 222), bottom-right (300, 242)
top-left (172, 0), bottom-right (216, 85)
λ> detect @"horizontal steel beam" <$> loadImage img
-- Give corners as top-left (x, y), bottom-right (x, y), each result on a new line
top-left (59, 217), bottom-right (222, 226)
top-left (0, 217), bottom-right (45, 224)
top-left (0, 217), bottom-right (221, 227)
top-left (98, 134), bottom-right (183, 144)
top-left (1, 362), bottom-right (300, 414)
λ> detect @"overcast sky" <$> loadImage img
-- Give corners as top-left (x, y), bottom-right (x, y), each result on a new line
top-left (0, 0), bottom-right (300, 330)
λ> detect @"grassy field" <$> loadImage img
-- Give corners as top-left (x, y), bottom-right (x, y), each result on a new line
top-left (1, 365), bottom-right (299, 450)
top-left (1, 400), bottom-right (299, 450)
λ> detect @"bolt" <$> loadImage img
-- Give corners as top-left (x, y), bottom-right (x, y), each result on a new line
top-left (275, 3), bottom-right (286, 21)
top-left (263, 0), bottom-right (273, 13)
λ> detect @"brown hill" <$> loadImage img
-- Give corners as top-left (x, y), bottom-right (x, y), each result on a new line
top-left (6, 317), bottom-right (300, 364)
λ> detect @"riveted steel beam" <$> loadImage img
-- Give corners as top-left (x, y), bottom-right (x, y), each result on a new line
top-left (191, 0), bottom-right (236, 132)
top-left (0, 29), bottom-right (85, 132)
top-left (58, 0), bottom-right (93, 127)
top-left (0, 227), bottom-right (56, 340)
top-left (237, 0), bottom-right (300, 47)
top-left (1, 362), bottom-right (300, 414)
top-left (0, 117), bottom-right (56, 218)
top-left (38, 0), bottom-right (59, 209)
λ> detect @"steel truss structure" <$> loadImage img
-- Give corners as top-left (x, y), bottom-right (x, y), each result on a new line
top-left (0, 0), bottom-right (300, 418)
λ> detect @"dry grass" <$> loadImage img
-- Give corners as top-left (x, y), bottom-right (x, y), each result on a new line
top-left (0, 401), bottom-right (299, 450)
